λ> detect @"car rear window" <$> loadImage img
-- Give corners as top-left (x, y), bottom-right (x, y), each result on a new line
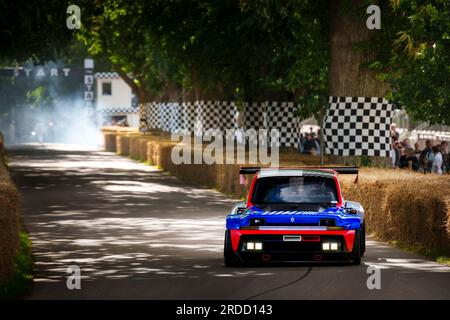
top-left (251, 176), bottom-right (338, 205)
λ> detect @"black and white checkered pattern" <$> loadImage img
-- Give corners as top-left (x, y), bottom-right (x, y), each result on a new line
top-left (266, 102), bottom-right (300, 148)
top-left (244, 102), bottom-right (266, 130)
top-left (323, 96), bottom-right (393, 157)
top-left (140, 100), bottom-right (302, 148)
top-left (180, 101), bottom-right (196, 132)
top-left (159, 103), bottom-right (178, 132)
top-left (98, 107), bottom-right (138, 114)
top-left (217, 101), bottom-right (238, 131)
top-left (95, 72), bottom-right (120, 79)
top-left (144, 102), bottom-right (160, 130)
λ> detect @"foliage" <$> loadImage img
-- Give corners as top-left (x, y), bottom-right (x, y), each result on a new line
top-left (77, 0), bottom-right (329, 118)
top-left (0, 232), bottom-right (34, 299)
top-left (2, 0), bottom-right (448, 125)
top-left (360, 0), bottom-right (450, 125)
top-left (77, 0), bottom-right (178, 98)
top-left (0, 0), bottom-right (73, 63)
top-left (26, 87), bottom-right (53, 110)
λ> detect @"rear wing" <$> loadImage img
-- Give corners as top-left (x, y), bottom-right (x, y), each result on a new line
top-left (239, 166), bottom-right (359, 175)
top-left (239, 167), bottom-right (261, 175)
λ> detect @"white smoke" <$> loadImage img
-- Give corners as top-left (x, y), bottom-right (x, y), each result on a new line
top-left (3, 98), bottom-right (103, 147)
top-left (0, 61), bottom-right (103, 148)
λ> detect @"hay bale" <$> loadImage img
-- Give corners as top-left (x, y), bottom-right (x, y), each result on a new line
top-left (139, 138), bottom-right (149, 161)
top-left (117, 135), bottom-right (130, 156)
top-left (0, 141), bottom-right (20, 283)
top-left (129, 135), bottom-right (141, 160)
top-left (104, 133), bottom-right (117, 152)
top-left (342, 170), bottom-right (450, 254)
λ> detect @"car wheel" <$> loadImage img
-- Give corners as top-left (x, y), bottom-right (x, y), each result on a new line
top-left (361, 223), bottom-right (366, 257)
top-left (351, 229), bottom-right (362, 265)
top-left (224, 230), bottom-right (242, 267)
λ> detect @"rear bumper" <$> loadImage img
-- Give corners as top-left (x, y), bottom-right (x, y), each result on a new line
top-left (230, 229), bottom-right (356, 263)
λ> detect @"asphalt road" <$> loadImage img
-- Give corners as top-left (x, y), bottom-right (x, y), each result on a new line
top-left (8, 143), bottom-right (450, 299)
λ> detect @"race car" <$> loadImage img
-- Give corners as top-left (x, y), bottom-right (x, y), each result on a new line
top-left (224, 167), bottom-right (365, 266)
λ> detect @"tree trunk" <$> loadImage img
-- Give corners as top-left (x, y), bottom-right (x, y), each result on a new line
top-left (329, 0), bottom-right (389, 97)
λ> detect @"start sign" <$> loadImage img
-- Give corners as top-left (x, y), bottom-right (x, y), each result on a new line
top-left (8, 67), bottom-right (72, 78)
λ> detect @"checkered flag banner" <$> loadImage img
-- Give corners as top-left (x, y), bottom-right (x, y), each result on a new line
top-left (323, 97), bottom-right (394, 157)
top-left (140, 100), bottom-right (302, 149)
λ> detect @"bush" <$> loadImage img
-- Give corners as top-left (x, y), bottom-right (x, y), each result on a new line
top-left (0, 231), bottom-right (33, 299)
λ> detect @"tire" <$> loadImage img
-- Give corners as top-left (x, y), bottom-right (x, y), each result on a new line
top-left (224, 230), bottom-right (242, 267)
top-left (351, 229), bottom-right (362, 265)
top-left (361, 223), bottom-right (366, 257)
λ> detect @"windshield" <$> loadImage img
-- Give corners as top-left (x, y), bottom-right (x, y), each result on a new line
top-left (251, 176), bottom-right (338, 205)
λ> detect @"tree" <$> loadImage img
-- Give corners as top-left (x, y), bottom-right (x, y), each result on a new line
top-left (357, 0), bottom-right (450, 125)
top-left (0, 0), bottom-right (74, 63)
top-left (77, 0), bottom-right (177, 102)
top-left (371, 0), bottom-right (450, 125)
top-left (329, 0), bottom-right (389, 98)
top-left (77, 0), bottom-right (329, 120)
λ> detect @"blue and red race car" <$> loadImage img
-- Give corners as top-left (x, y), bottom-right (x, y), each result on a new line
top-left (224, 167), bottom-right (365, 266)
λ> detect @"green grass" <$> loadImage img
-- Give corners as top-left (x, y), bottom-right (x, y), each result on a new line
top-left (389, 240), bottom-right (450, 267)
top-left (0, 231), bottom-right (34, 299)
top-left (436, 256), bottom-right (450, 266)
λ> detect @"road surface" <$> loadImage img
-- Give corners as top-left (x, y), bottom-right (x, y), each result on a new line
top-left (8, 143), bottom-right (450, 299)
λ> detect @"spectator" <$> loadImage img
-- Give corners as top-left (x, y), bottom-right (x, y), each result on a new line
top-left (394, 139), bottom-right (402, 168)
top-left (402, 138), bottom-right (410, 149)
top-left (302, 133), bottom-right (317, 155)
top-left (398, 147), bottom-right (407, 168)
top-left (441, 141), bottom-right (449, 173)
top-left (426, 146), bottom-right (435, 172)
top-left (414, 142), bottom-right (421, 159)
top-left (314, 130), bottom-right (321, 156)
top-left (298, 133), bottom-right (305, 153)
top-left (390, 123), bottom-right (399, 141)
top-left (407, 148), bottom-right (420, 171)
top-left (431, 145), bottom-right (443, 175)
top-left (391, 136), bottom-right (400, 168)
top-left (419, 140), bottom-right (432, 172)
top-left (399, 147), bottom-right (419, 171)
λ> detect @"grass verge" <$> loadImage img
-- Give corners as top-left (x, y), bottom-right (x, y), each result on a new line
top-left (0, 231), bottom-right (33, 299)
top-left (389, 240), bottom-right (450, 267)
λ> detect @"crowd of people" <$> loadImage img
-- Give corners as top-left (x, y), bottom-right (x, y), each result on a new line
top-left (298, 125), bottom-right (449, 175)
top-left (391, 125), bottom-right (449, 174)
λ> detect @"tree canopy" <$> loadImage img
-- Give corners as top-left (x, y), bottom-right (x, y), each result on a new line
top-left (0, 0), bottom-right (73, 63)
top-left (77, 0), bottom-right (330, 118)
top-left (1, 0), bottom-right (448, 124)
top-left (362, 0), bottom-right (450, 125)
